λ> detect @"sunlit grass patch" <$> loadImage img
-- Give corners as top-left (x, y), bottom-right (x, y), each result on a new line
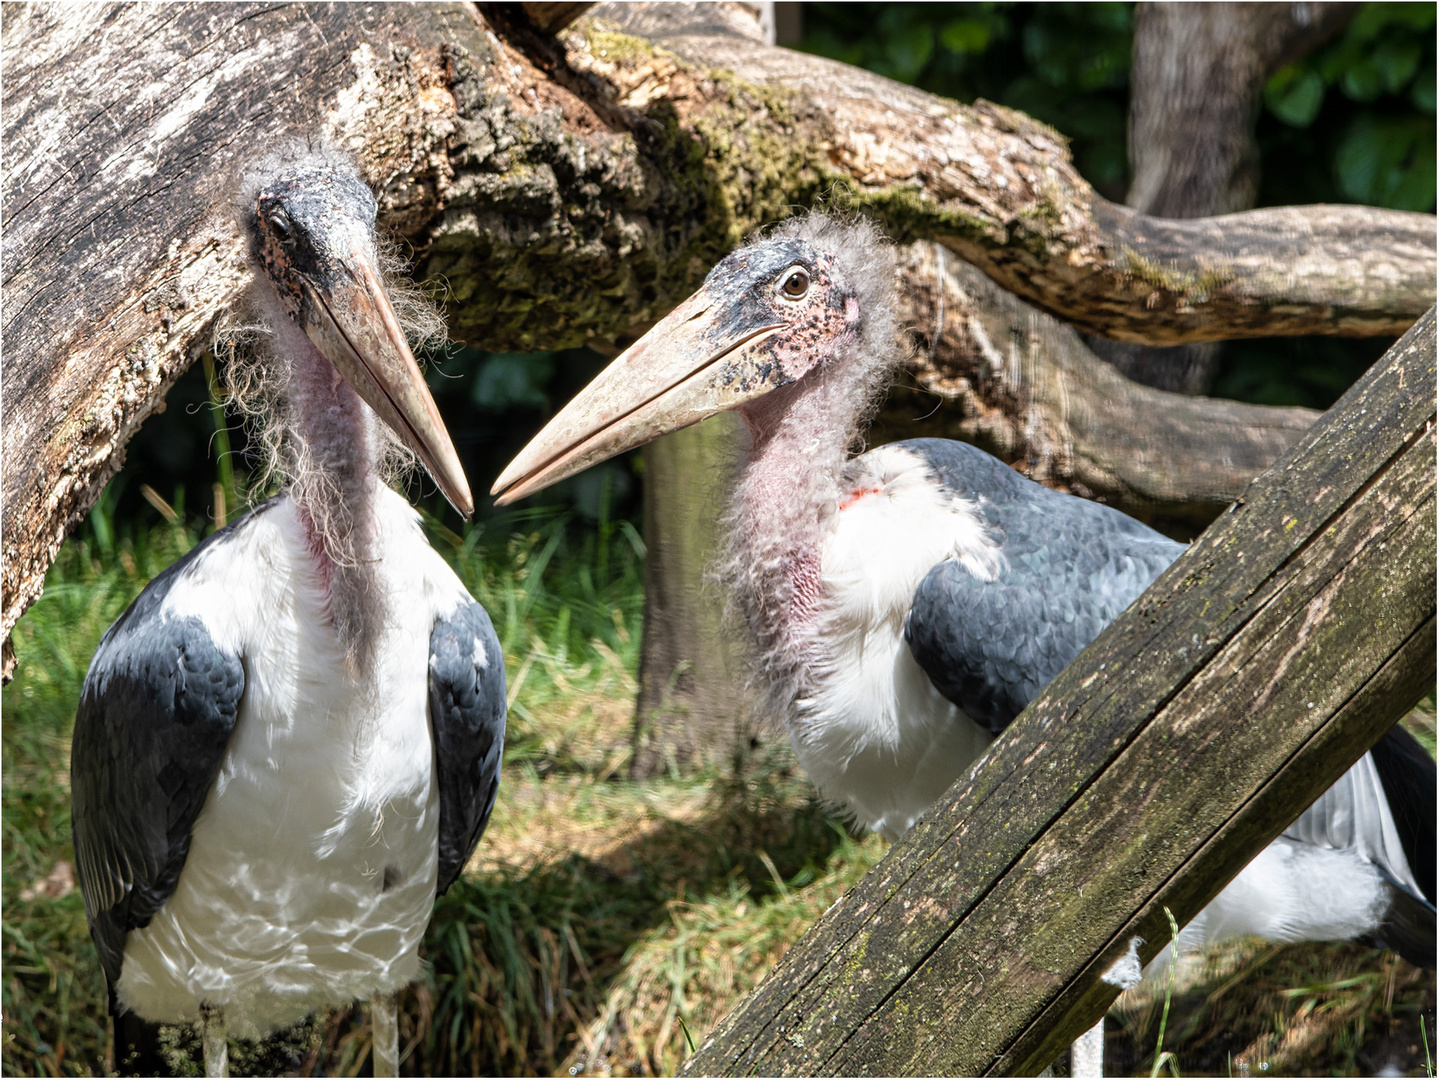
top-left (3, 493), bottom-right (1434, 1078)
top-left (560, 826), bottom-right (886, 1078)
top-left (3, 517), bottom-right (200, 1076)
top-left (1108, 938), bottom-right (1436, 1077)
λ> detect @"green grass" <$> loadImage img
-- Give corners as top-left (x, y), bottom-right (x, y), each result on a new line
top-left (0, 491), bottom-right (865, 1077)
top-left (3, 493), bottom-right (1434, 1077)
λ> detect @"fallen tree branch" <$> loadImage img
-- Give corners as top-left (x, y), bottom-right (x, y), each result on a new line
top-left (611, 6), bottom-right (1435, 346)
top-left (3, 0), bottom-right (1430, 661)
top-left (878, 242), bottom-right (1321, 533)
top-left (681, 309), bottom-right (1437, 1076)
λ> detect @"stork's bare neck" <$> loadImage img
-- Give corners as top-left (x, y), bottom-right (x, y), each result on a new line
top-left (275, 313), bottom-right (381, 550)
top-left (726, 361), bottom-right (880, 664)
top-left (241, 152), bottom-right (475, 662)
top-left (492, 212), bottom-right (901, 676)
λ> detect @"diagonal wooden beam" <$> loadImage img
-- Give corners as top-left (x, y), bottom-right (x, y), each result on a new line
top-left (681, 309), bottom-right (1436, 1076)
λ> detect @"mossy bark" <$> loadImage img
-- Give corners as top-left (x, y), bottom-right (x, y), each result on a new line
top-left (681, 310), bottom-right (1437, 1077)
top-left (873, 242), bottom-right (1320, 536)
top-left (2, 0), bottom-right (1431, 664)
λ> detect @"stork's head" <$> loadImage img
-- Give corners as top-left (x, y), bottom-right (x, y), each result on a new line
top-left (492, 214), bottom-right (896, 504)
top-left (248, 159), bottom-right (473, 518)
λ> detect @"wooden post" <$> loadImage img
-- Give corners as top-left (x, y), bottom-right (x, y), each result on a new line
top-left (682, 310), bottom-right (1437, 1077)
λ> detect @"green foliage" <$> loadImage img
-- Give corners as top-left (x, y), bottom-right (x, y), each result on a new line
top-left (3, 519), bottom-right (200, 1075)
top-left (1259, 2), bottom-right (1436, 212)
top-left (1211, 335), bottom-right (1391, 410)
top-left (801, 2), bottom-right (1437, 214)
top-left (470, 351), bottom-right (555, 412)
top-left (801, 2), bottom-right (1134, 197)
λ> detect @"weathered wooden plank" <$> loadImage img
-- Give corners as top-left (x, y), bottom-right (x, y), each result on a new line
top-left (681, 309), bottom-right (1436, 1076)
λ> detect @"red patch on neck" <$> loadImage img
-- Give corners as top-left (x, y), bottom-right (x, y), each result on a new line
top-left (839, 486), bottom-right (884, 511)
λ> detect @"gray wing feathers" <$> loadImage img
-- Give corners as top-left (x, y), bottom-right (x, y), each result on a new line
top-left (71, 611), bottom-right (244, 987)
top-left (1283, 750), bottom-right (1424, 898)
top-left (428, 599), bottom-right (507, 896)
top-left (898, 439), bottom-right (1183, 732)
top-left (70, 515), bottom-right (260, 987)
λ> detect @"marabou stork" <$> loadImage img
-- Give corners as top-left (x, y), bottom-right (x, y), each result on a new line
top-left (71, 149), bottom-right (506, 1078)
top-left (494, 215), bottom-right (1435, 1066)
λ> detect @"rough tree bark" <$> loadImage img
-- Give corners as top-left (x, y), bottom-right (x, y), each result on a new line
top-left (876, 243), bottom-right (1320, 535)
top-left (1127, 2), bottom-right (1356, 218)
top-left (3, 1), bottom-right (1432, 673)
top-left (681, 309), bottom-right (1436, 1078)
top-left (1096, 1), bottom-right (1359, 393)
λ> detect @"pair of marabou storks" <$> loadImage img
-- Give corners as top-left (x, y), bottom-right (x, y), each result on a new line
top-left (72, 151), bottom-right (1433, 1076)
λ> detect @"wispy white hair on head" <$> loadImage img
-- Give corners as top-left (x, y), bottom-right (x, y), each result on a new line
top-left (220, 140), bottom-right (447, 502)
top-left (715, 211), bottom-right (904, 727)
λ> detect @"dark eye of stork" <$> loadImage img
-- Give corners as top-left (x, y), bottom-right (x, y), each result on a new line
top-left (267, 209), bottom-right (297, 245)
top-left (779, 267), bottom-right (811, 301)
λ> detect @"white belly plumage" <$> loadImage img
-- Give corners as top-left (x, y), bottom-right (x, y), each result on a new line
top-left (792, 445), bottom-right (999, 840)
top-left (789, 444), bottom-right (1408, 968)
top-left (115, 488), bottom-right (462, 1037)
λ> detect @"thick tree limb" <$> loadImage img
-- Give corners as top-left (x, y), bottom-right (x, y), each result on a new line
top-left (611, 11), bottom-right (1434, 347)
top-left (876, 243), bottom-right (1321, 533)
top-left (2, 1), bottom-right (1430, 661)
top-left (1097, 1), bottom-right (1357, 393)
top-left (682, 311), bottom-right (1436, 1076)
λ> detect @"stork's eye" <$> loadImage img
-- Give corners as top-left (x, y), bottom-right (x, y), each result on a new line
top-left (779, 267), bottom-right (811, 300)
top-left (267, 210), bottom-right (296, 244)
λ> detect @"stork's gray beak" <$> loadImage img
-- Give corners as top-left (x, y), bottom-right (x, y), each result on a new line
top-left (299, 251), bottom-right (474, 519)
top-left (491, 284), bottom-right (788, 505)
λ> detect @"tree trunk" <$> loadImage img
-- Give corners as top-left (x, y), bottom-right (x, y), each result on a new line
top-left (681, 310), bottom-right (1436, 1077)
top-left (1095, 1), bottom-right (1358, 393)
top-left (632, 414), bottom-right (752, 776)
top-left (3, 1), bottom-right (1431, 670)
top-left (1127, 2), bottom-right (1356, 218)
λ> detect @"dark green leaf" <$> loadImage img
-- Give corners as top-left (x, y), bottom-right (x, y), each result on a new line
top-left (1412, 63), bottom-right (1436, 110)
top-left (472, 353), bottom-right (555, 412)
top-left (886, 23), bottom-right (935, 83)
top-left (1372, 41), bottom-right (1422, 93)
top-left (1266, 66), bottom-right (1326, 128)
top-left (940, 18), bottom-right (990, 55)
top-left (1342, 58), bottom-right (1387, 102)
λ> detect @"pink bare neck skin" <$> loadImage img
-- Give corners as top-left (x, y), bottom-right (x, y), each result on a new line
top-left (723, 341), bottom-right (883, 702)
top-left (271, 314), bottom-right (385, 669)
top-left (713, 215), bottom-right (901, 715)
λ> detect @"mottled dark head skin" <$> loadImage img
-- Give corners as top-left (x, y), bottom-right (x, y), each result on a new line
top-left (252, 167), bottom-right (379, 328)
top-left (699, 236), bottom-right (860, 397)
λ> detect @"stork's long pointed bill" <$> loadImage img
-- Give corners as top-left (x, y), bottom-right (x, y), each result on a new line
top-left (299, 254), bottom-right (474, 519)
top-left (491, 286), bottom-right (790, 505)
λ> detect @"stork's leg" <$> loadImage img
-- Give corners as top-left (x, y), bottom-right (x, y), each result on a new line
top-left (200, 1003), bottom-right (229, 1078)
top-left (372, 991), bottom-right (399, 1077)
top-left (1070, 1017), bottom-right (1105, 1077)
